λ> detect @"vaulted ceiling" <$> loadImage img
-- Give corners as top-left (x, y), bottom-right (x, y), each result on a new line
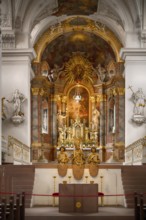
top-left (1, 0), bottom-right (142, 49)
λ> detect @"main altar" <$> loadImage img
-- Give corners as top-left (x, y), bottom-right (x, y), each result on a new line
top-left (31, 19), bottom-right (125, 164)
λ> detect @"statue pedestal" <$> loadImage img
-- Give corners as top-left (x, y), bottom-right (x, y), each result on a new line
top-left (132, 114), bottom-right (146, 124)
top-left (11, 115), bottom-right (24, 124)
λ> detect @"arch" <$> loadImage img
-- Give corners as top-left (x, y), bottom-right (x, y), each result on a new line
top-left (33, 17), bottom-right (123, 63)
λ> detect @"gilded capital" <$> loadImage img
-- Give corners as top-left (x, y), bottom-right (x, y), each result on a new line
top-left (62, 96), bottom-right (67, 103)
top-left (90, 96), bottom-right (95, 103)
top-left (117, 87), bottom-right (125, 96)
top-left (96, 94), bottom-right (106, 102)
top-left (40, 88), bottom-right (47, 96)
top-left (31, 88), bottom-right (40, 96)
top-left (32, 142), bottom-right (42, 148)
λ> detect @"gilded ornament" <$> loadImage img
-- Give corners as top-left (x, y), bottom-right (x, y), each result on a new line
top-left (63, 54), bottom-right (93, 84)
top-left (116, 88), bottom-right (125, 96)
top-left (62, 96), bottom-right (67, 103)
top-left (112, 88), bottom-right (118, 96)
top-left (31, 88), bottom-right (40, 96)
top-left (76, 202), bottom-right (82, 208)
top-left (32, 142), bottom-right (42, 148)
top-left (96, 94), bottom-right (106, 102)
top-left (90, 96), bottom-right (95, 103)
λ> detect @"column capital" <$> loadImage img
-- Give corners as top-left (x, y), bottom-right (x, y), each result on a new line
top-left (120, 48), bottom-right (146, 61)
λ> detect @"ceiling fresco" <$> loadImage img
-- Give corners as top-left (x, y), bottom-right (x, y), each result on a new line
top-left (41, 31), bottom-right (116, 69)
top-left (54, 0), bottom-right (98, 16)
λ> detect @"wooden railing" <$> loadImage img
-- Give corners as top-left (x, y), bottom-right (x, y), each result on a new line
top-left (125, 136), bottom-right (146, 165)
top-left (0, 192), bottom-right (25, 220)
top-left (134, 192), bottom-right (146, 220)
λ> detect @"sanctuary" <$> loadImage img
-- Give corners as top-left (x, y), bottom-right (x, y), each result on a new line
top-left (1, 0), bottom-right (146, 219)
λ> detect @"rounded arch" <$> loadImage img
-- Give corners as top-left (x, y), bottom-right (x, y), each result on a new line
top-left (33, 17), bottom-right (123, 63)
top-left (64, 82), bottom-right (94, 97)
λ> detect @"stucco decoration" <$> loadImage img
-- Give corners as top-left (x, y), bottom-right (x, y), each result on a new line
top-left (129, 86), bottom-right (146, 124)
top-left (7, 89), bottom-right (26, 124)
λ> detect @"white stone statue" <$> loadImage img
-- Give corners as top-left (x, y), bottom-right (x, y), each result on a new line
top-left (92, 107), bottom-right (100, 131)
top-left (94, 64), bottom-right (109, 82)
top-left (57, 110), bottom-right (66, 128)
top-left (7, 89), bottom-right (26, 117)
top-left (129, 86), bottom-right (146, 124)
top-left (132, 88), bottom-right (146, 116)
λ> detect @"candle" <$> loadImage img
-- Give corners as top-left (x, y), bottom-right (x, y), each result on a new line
top-left (112, 126), bottom-right (115, 134)
top-left (113, 104), bottom-right (116, 128)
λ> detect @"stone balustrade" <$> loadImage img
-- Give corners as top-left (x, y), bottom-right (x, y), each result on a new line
top-left (125, 136), bottom-right (146, 165)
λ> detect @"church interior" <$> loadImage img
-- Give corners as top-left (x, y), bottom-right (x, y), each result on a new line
top-left (1, 0), bottom-right (146, 219)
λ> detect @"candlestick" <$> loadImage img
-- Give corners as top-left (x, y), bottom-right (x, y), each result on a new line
top-left (85, 176), bottom-right (88, 183)
top-left (53, 176), bottom-right (56, 207)
top-left (68, 176), bottom-right (72, 183)
top-left (100, 175), bottom-right (104, 206)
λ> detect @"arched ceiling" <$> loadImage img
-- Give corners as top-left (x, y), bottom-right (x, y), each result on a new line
top-left (41, 31), bottom-right (116, 68)
top-left (1, 0), bottom-right (142, 49)
top-left (34, 17), bottom-right (122, 63)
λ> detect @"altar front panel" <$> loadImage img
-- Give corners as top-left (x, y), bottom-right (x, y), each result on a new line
top-left (59, 183), bottom-right (98, 213)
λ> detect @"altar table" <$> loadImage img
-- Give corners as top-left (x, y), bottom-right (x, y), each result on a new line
top-left (59, 183), bottom-right (98, 213)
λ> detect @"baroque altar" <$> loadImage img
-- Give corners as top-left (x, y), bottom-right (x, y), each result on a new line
top-left (57, 115), bottom-right (99, 149)
top-left (31, 44), bottom-right (125, 164)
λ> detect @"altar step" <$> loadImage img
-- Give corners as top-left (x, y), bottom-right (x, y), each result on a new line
top-left (25, 207), bottom-right (134, 220)
top-left (0, 165), bottom-right (35, 208)
top-left (121, 166), bottom-right (146, 208)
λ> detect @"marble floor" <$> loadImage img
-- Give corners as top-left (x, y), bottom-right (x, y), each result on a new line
top-left (25, 206), bottom-right (135, 220)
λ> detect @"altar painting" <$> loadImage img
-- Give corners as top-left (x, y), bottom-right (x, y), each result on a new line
top-left (68, 87), bottom-right (89, 126)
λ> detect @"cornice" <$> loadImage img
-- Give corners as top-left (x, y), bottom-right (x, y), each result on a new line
top-left (2, 48), bottom-right (36, 61)
top-left (120, 48), bottom-right (146, 60)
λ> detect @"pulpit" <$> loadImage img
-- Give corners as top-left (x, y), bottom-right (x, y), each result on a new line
top-left (59, 183), bottom-right (98, 213)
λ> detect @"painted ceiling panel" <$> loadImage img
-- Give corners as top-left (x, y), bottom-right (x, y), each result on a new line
top-left (54, 0), bottom-right (98, 16)
top-left (42, 31), bottom-right (115, 68)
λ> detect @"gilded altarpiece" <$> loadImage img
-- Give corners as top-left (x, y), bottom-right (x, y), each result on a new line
top-left (31, 17), bottom-right (125, 164)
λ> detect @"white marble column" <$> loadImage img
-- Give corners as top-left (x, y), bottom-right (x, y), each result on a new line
top-left (120, 48), bottom-right (146, 147)
top-left (1, 49), bottom-right (36, 162)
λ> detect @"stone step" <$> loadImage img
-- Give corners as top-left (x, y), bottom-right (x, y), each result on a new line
top-left (121, 166), bottom-right (146, 208)
top-left (0, 165), bottom-right (35, 208)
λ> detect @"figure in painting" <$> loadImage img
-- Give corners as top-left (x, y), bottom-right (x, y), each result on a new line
top-left (7, 89), bottom-right (26, 117)
top-left (71, 140), bottom-right (85, 165)
top-left (87, 147), bottom-right (100, 165)
top-left (57, 146), bottom-right (69, 164)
